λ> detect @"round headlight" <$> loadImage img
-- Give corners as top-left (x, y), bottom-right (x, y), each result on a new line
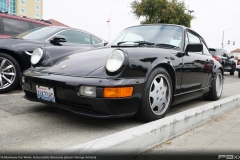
top-left (106, 50), bottom-right (125, 72)
top-left (31, 48), bottom-right (43, 65)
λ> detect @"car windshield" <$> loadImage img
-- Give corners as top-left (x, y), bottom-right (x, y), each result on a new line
top-left (14, 27), bottom-right (59, 40)
top-left (110, 25), bottom-right (183, 49)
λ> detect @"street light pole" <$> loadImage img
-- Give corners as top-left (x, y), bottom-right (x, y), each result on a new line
top-left (221, 31), bottom-right (224, 49)
top-left (221, 28), bottom-right (230, 48)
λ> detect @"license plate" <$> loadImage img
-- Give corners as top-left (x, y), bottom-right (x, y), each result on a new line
top-left (36, 85), bottom-right (56, 103)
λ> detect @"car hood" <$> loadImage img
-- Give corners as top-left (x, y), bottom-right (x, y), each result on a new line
top-left (38, 47), bottom-right (113, 76)
top-left (41, 46), bottom-right (95, 67)
top-left (37, 47), bottom-right (172, 77)
top-left (0, 38), bottom-right (44, 51)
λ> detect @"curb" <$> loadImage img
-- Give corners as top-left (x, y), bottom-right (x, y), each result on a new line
top-left (60, 94), bottom-right (240, 156)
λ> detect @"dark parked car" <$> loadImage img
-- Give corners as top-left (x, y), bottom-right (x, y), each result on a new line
top-left (0, 11), bottom-right (52, 38)
top-left (0, 26), bottom-right (107, 92)
top-left (236, 55), bottom-right (240, 78)
top-left (209, 48), bottom-right (236, 75)
top-left (21, 24), bottom-right (224, 122)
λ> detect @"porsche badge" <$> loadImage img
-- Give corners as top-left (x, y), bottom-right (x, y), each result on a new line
top-left (61, 65), bottom-right (67, 69)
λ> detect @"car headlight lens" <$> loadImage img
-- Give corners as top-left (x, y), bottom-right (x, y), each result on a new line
top-left (106, 50), bottom-right (125, 72)
top-left (31, 48), bottom-right (43, 65)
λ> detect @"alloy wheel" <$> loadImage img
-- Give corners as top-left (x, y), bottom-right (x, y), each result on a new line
top-left (149, 74), bottom-right (171, 116)
top-left (216, 72), bottom-right (223, 97)
top-left (0, 57), bottom-right (16, 89)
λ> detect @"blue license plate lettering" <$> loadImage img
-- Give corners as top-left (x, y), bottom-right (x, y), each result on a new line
top-left (36, 86), bottom-right (55, 103)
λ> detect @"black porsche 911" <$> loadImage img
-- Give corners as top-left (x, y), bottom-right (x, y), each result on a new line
top-left (21, 24), bottom-right (224, 122)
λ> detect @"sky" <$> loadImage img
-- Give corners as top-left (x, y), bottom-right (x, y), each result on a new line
top-left (43, 0), bottom-right (240, 53)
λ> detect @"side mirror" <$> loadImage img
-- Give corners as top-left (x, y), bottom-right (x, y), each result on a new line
top-left (50, 35), bottom-right (67, 44)
top-left (185, 43), bottom-right (203, 53)
top-left (230, 55), bottom-right (234, 59)
top-left (104, 42), bottom-right (108, 46)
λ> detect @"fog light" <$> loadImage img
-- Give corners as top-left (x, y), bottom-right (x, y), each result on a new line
top-left (80, 86), bottom-right (96, 97)
top-left (22, 76), bottom-right (25, 83)
top-left (103, 87), bottom-right (133, 98)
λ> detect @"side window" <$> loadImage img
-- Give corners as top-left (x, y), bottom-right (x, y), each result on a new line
top-left (202, 42), bottom-right (210, 55)
top-left (57, 30), bottom-right (91, 44)
top-left (222, 50), bottom-right (229, 57)
top-left (91, 36), bottom-right (102, 44)
top-left (32, 23), bottom-right (45, 28)
top-left (187, 32), bottom-right (201, 43)
top-left (3, 18), bottom-right (30, 36)
top-left (187, 32), bottom-right (202, 54)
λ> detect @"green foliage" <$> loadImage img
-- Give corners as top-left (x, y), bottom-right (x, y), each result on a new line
top-left (131, 0), bottom-right (194, 27)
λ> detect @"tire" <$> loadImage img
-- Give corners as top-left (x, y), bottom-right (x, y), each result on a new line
top-left (203, 69), bottom-right (223, 101)
top-left (238, 71), bottom-right (240, 78)
top-left (230, 65), bottom-right (235, 75)
top-left (135, 67), bottom-right (173, 122)
top-left (0, 53), bottom-right (20, 93)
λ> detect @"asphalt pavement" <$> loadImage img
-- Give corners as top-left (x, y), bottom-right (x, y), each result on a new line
top-left (0, 72), bottom-right (240, 154)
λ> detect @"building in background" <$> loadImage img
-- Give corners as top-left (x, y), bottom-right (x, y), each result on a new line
top-left (0, 0), bottom-right (15, 14)
top-left (0, 0), bottom-right (43, 19)
top-left (0, 0), bottom-right (69, 27)
top-left (231, 48), bottom-right (240, 59)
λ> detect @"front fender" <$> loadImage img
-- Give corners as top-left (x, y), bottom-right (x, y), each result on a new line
top-left (0, 48), bottom-right (30, 71)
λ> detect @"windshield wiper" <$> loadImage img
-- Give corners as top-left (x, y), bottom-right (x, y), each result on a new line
top-left (117, 41), bottom-right (131, 46)
top-left (155, 43), bottom-right (179, 49)
top-left (116, 41), bottom-right (155, 46)
top-left (134, 41), bottom-right (155, 46)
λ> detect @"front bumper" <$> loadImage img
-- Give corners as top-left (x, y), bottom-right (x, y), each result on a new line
top-left (21, 69), bottom-right (146, 118)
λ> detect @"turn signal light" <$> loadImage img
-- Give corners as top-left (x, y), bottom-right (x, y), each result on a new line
top-left (103, 87), bottom-right (133, 98)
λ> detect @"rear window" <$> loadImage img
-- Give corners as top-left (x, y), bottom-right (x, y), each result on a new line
top-left (209, 48), bottom-right (219, 56)
top-left (3, 17), bottom-right (31, 36)
top-left (32, 23), bottom-right (46, 28)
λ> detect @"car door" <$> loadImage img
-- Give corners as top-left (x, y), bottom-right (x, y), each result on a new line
top-left (222, 50), bottom-right (231, 70)
top-left (202, 41), bottom-right (214, 85)
top-left (180, 30), bottom-right (210, 93)
top-left (219, 49), bottom-right (228, 69)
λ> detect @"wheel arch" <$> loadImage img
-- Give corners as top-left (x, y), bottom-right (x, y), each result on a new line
top-left (215, 65), bottom-right (224, 77)
top-left (0, 49), bottom-right (23, 71)
top-left (219, 66), bottom-right (224, 75)
top-left (150, 63), bottom-right (176, 95)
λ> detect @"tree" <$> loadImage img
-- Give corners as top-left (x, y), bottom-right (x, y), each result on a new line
top-left (131, 0), bottom-right (194, 27)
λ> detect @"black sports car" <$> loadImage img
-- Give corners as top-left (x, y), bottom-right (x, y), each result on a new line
top-left (0, 26), bottom-right (107, 92)
top-left (21, 24), bottom-right (224, 122)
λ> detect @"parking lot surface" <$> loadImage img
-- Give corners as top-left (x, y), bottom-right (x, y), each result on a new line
top-left (0, 72), bottom-right (239, 153)
top-left (140, 104), bottom-right (240, 158)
